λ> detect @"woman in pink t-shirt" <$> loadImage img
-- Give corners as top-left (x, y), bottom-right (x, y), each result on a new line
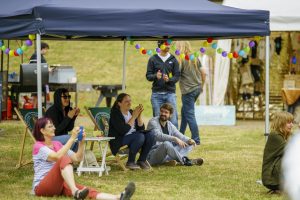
top-left (32, 117), bottom-right (135, 200)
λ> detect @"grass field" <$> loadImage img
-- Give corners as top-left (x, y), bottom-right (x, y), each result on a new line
top-left (0, 119), bottom-right (284, 200)
top-left (0, 40), bottom-right (285, 199)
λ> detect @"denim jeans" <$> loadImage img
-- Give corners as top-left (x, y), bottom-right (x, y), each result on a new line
top-left (53, 135), bottom-right (78, 152)
top-left (122, 131), bottom-right (155, 163)
top-left (180, 88), bottom-right (201, 144)
top-left (151, 92), bottom-right (178, 128)
top-left (147, 141), bottom-right (193, 165)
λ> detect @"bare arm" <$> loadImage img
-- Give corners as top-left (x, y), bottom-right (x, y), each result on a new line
top-left (47, 128), bottom-right (79, 162)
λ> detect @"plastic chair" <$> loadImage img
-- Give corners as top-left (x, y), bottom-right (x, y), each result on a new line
top-left (14, 108), bottom-right (38, 168)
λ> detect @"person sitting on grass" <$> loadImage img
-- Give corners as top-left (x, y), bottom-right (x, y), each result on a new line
top-left (108, 93), bottom-right (155, 170)
top-left (32, 117), bottom-right (135, 200)
top-left (262, 111), bottom-right (294, 194)
top-left (147, 103), bottom-right (204, 166)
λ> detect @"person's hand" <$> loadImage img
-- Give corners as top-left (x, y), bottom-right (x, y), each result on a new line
top-left (156, 70), bottom-right (162, 79)
top-left (67, 109), bottom-right (77, 119)
top-left (187, 139), bottom-right (196, 146)
top-left (163, 74), bottom-right (169, 82)
top-left (137, 104), bottom-right (144, 118)
top-left (132, 106), bottom-right (143, 119)
top-left (174, 137), bottom-right (188, 148)
top-left (74, 107), bottom-right (80, 116)
top-left (70, 126), bottom-right (80, 141)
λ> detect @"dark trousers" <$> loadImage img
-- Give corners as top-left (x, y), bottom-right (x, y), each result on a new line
top-left (122, 131), bottom-right (155, 163)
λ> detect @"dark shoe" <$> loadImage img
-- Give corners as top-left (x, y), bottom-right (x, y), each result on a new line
top-left (191, 158), bottom-right (204, 166)
top-left (74, 188), bottom-right (89, 200)
top-left (267, 190), bottom-right (281, 195)
top-left (137, 161), bottom-right (151, 170)
top-left (182, 156), bottom-right (193, 166)
top-left (164, 160), bottom-right (178, 166)
top-left (126, 162), bottom-right (141, 170)
top-left (120, 182), bottom-right (136, 200)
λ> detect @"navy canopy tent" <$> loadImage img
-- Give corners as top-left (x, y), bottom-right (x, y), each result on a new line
top-left (0, 0), bottom-right (269, 39)
top-left (0, 0), bottom-right (271, 135)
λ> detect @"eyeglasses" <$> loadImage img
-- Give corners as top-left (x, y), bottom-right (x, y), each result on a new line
top-left (61, 95), bottom-right (71, 100)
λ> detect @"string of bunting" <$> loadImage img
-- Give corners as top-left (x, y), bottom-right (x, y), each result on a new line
top-left (128, 37), bottom-right (260, 61)
top-left (0, 34), bottom-right (35, 57)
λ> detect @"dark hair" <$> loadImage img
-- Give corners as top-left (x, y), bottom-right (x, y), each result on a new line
top-left (33, 117), bottom-right (52, 141)
top-left (160, 103), bottom-right (173, 115)
top-left (112, 93), bottom-right (130, 109)
top-left (157, 40), bottom-right (166, 48)
top-left (251, 41), bottom-right (258, 58)
top-left (41, 42), bottom-right (49, 50)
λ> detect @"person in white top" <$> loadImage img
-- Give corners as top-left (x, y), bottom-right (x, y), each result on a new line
top-left (32, 117), bottom-right (135, 200)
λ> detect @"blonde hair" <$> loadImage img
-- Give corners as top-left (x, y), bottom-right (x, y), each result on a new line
top-left (174, 41), bottom-right (199, 69)
top-left (270, 111), bottom-right (294, 140)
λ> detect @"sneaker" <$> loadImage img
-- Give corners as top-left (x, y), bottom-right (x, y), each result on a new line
top-left (120, 182), bottom-right (136, 200)
top-left (182, 156), bottom-right (193, 166)
top-left (126, 162), bottom-right (141, 170)
top-left (137, 161), bottom-right (151, 170)
top-left (191, 158), bottom-right (204, 166)
top-left (164, 160), bottom-right (178, 166)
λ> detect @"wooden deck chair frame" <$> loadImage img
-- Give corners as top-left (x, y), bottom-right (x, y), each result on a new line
top-left (14, 107), bottom-right (38, 169)
top-left (85, 106), bottom-right (129, 171)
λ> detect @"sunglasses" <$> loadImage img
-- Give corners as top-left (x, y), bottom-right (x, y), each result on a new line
top-left (61, 95), bottom-right (71, 100)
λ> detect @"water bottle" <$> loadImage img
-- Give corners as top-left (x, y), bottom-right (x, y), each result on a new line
top-left (78, 126), bottom-right (83, 141)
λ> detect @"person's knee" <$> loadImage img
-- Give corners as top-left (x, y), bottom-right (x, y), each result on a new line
top-left (163, 141), bottom-right (174, 150)
top-left (59, 155), bottom-right (73, 169)
top-left (135, 134), bottom-right (145, 146)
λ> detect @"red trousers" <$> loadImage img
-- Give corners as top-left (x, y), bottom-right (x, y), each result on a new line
top-left (35, 155), bottom-right (99, 199)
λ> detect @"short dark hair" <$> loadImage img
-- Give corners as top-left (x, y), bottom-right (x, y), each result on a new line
top-left (41, 42), bottom-right (49, 50)
top-left (160, 103), bottom-right (173, 115)
top-left (157, 40), bottom-right (166, 48)
top-left (33, 117), bottom-right (52, 141)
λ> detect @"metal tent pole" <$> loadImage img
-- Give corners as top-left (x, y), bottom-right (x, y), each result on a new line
top-left (122, 40), bottom-right (127, 92)
top-left (36, 33), bottom-right (42, 118)
top-left (265, 36), bottom-right (270, 140)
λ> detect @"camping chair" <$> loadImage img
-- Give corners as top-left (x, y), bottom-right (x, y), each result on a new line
top-left (85, 106), bottom-right (129, 171)
top-left (14, 108), bottom-right (38, 168)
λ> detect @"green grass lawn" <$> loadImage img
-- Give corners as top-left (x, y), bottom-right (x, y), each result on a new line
top-left (0, 119), bottom-right (284, 200)
top-left (0, 40), bottom-right (285, 199)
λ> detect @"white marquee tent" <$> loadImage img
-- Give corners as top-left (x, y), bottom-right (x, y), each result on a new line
top-left (223, 0), bottom-right (300, 136)
top-left (223, 0), bottom-right (300, 31)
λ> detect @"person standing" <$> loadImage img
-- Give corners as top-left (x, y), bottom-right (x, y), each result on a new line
top-left (175, 41), bottom-right (206, 145)
top-left (30, 42), bottom-right (49, 63)
top-left (146, 40), bottom-right (180, 128)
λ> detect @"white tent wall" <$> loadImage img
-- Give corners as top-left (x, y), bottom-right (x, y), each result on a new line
top-left (212, 40), bottom-right (232, 105)
top-left (224, 0), bottom-right (300, 135)
top-left (223, 0), bottom-right (300, 31)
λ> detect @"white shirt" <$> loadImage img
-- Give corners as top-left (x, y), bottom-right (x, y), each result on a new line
top-left (122, 111), bottom-right (136, 136)
top-left (158, 52), bottom-right (170, 63)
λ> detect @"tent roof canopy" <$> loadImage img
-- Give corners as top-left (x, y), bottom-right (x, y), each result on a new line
top-left (0, 0), bottom-right (270, 40)
top-left (223, 0), bottom-right (300, 31)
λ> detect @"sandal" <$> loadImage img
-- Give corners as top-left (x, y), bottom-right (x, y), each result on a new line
top-left (74, 188), bottom-right (89, 200)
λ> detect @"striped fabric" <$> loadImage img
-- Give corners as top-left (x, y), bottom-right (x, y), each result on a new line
top-left (32, 141), bottom-right (74, 191)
